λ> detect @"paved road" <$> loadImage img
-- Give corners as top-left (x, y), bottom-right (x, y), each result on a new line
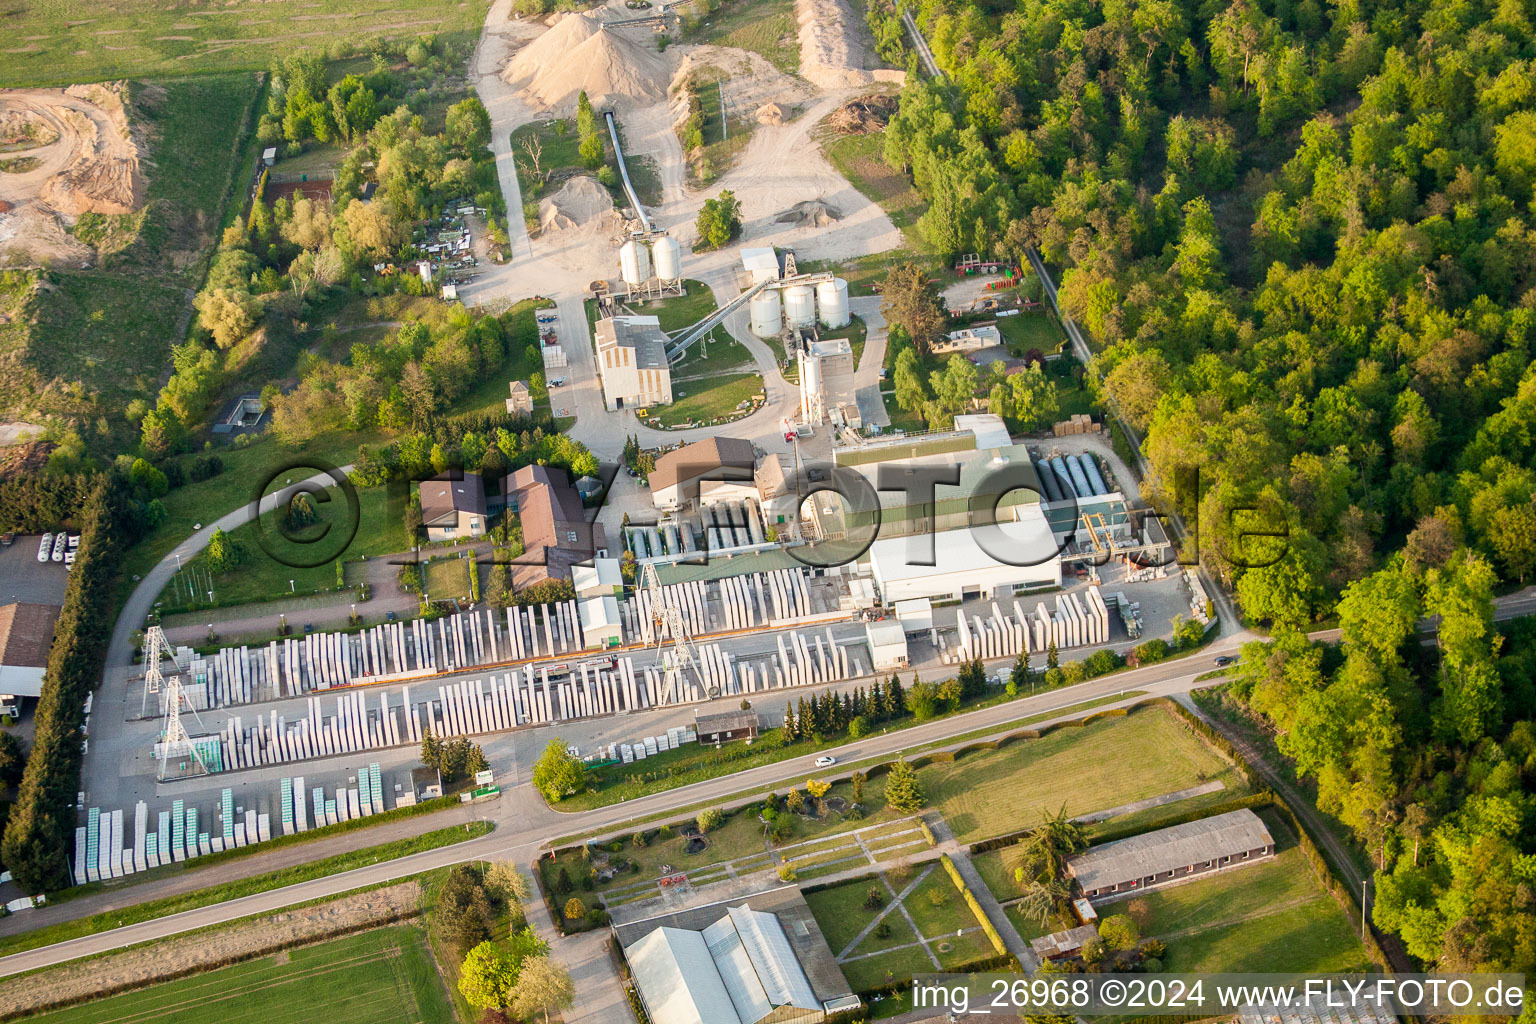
top-left (0, 645), bottom-right (1234, 979)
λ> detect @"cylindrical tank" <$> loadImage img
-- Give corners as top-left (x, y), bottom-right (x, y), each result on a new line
top-left (1067, 457), bottom-right (1093, 499)
top-left (619, 239), bottom-right (650, 285)
top-left (651, 235), bottom-right (682, 281)
top-left (1080, 453), bottom-right (1109, 495)
top-left (802, 353), bottom-right (822, 407)
top-left (1050, 456), bottom-right (1079, 498)
top-left (749, 289), bottom-right (782, 337)
top-left (783, 284), bottom-right (816, 329)
top-left (1035, 460), bottom-right (1063, 503)
top-left (816, 278), bottom-right (850, 328)
top-left (1081, 457), bottom-right (1105, 497)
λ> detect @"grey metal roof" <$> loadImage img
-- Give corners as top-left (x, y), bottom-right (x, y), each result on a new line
top-left (704, 914), bottom-right (773, 1024)
top-left (1237, 992), bottom-right (1398, 1024)
top-left (694, 708), bottom-right (760, 733)
top-left (727, 905), bottom-right (821, 1013)
top-left (629, 927), bottom-right (743, 1024)
top-left (1067, 809), bottom-right (1274, 892)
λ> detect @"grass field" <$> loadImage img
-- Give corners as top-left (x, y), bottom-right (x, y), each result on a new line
top-left (28, 926), bottom-right (452, 1024)
top-left (996, 310), bottom-right (1067, 355)
top-left (651, 372), bottom-right (764, 428)
top-left (823, 131), bottom-right (930, 252)
top-left (1128, 810), bottom-right (1372, 974)
top-left (159, 483), bottom-right (401, 611)
top-left (686, 0), bottom-right (799, 74)
top-left (0, 75), bottom-right (259, 448)
top-left (424, 555), bottom-right (474, 602)
top-left (0, 0), bottom-right (489, 87)
top-left (922, 707), bottom-right (1239, 843)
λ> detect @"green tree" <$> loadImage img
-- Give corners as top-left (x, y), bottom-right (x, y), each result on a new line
top-left (204, 528), bottom-right (245, 574)
top-left (884, 758), bottom-right (924, 812)
top-left (445, 97), bottom-right (492, 153)
top-left (892, 344), bottom-right (927, 413)
top-left (1098, 914), bottom-right (1140, 951)
top-left (459, 942), bottom-right (518, 1010)
top-left (509, 956), bottom-right (576, 1024)
top-left (532, 740), bottom-right (584, 803)
top-left (696, 807), bottom-right (725, 832)
top-left (881, 262), bottom-right (946, 355)
top-left (695, 190), bottom-right (742, 248)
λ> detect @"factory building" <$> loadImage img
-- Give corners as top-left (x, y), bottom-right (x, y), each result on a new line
top-left (867, 504), bottom-right (1061, 603)
top-left (865, 619), bottom-right (909, 670)
top-left (596, 315), bottom-right (673, 410)
top-left (650, 437), bottom-right (758, 511)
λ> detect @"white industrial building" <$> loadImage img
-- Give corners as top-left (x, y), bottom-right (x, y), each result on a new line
top-left (798, 337), bottom-right (855, 425)
top-left (616, 888), bottom-right (859, 1024)
top-left (865, 619), bottom-right (909, 671)
top-left (867, 504), bottom-right (1061, 603)
top-left (596, 315), bottom-right (673, 410)
top-left (739, 247), bottom-right (780, 284)
top-left (933, 323), bottom-right (1001, 354)
top-left (577, 594), bottom-right (623, 649)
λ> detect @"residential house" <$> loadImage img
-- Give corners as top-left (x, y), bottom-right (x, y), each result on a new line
top-left (505, 465), bottom-right (607, 586)
top-left (419, 474), bottom-right (487, 542)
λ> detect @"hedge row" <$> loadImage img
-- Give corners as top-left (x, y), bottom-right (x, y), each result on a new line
top-left (0, 473), bottom-right (96, 533)
top-left (1, 480), bottom-right (138, 893)
top-left (940, 853), bottom-right (1007, 956)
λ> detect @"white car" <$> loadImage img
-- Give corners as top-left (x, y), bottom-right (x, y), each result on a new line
top-left (37, 533), bottom-right (53, 562)
top-left (51, 533), bottom-right (67, 562)
top-left (814, 756), bottom-right (837, 768)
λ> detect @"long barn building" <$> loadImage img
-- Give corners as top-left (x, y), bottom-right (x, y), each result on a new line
top-left (1067, 809), bottom-right (1275, 900)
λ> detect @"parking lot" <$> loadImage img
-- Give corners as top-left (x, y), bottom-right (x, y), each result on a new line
top-left (0, 533), bottom-right (70, 606)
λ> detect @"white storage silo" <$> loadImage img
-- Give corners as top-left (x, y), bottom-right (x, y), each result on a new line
top-left (749, 289), bottom-right (782, 337)
top-left (800, 351), bottom-right (823, 421)
top-left (816, 278), bottom-right (850, 328)
top-left (651, 235), bottom-right (682, 282)
top-left (619, 239), bottom-right (651, 286)
top-left (783, 284), bottom-right (816, 329)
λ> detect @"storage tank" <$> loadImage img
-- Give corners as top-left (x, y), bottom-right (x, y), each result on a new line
top-left (1080, 453), bottom-right (1109, 495)
top-left (816, 278), bottom-right (850, 328)
top-left (749, 289), bottom-right (782, 337)
top-left (1035, 460), bottom-right (1063, 503)
top-left (619, 239), bottom-right (651, 286)
top-left (801, 352), bottom-right (822, 420)
top-left (1050, 456), bottom-right (1079, 498)
top-left (783, 284), bottom-right (816, 329)
top-left (651, 235), bottom-right (682, 282)
top-left (1067, 457), bottom-right (1093, 499)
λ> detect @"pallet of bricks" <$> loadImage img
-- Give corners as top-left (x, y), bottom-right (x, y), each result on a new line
top-left (1052, 414), bottom-right (1100, 436)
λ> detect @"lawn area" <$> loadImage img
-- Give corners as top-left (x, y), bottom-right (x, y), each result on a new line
top-left (649, 372), bottom-right (765, 429)
top-left (996, 310), bottom-right (1068, 355)
top-left (27, 925), bottom-right (452, 1024)
top-left (1119, 809), bottom-right (1372, 974)
top-left (628, 279), bottom-right (717, 332)
top-left (920, 706), bottom-right (1240, 844)
top-left (159, 482), bottom-right (401, 612)
top-left (424, 556), bottom-right (474, 603)
top-left (674, 331), bottom-right (753, 375)
top-left (686, 0), bottom-right (800, 74)
top-left (0, 0), bottom-right (488, 86)
top-left (823, 131), bottom-right (931, 252)
top-left (0, 821), bottom-right (492, 959)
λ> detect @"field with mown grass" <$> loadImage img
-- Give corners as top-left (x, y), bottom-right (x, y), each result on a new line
top-left (0, 0), bottom-right (489, 87)
top-left (25, 925), bottom-right (452, 1024)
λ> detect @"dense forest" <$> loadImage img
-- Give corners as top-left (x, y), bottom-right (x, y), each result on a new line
top-left (866, 0), bottom-right (1536, 988)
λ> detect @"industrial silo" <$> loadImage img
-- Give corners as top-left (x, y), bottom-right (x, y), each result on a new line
top-left (619, 239), bottom-right (651, 287)
top-left (651, 235), bottom-right (682, 282)
top-left (816, 278), bottom-right (850, 328)
top-left (783, 284), bottom-right (816, 329)
top-left (749, 289), bottom-right (782, 337)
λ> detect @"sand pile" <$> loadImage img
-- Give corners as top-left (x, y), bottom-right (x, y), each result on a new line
top-left (775, 199), bottom-right (841, 227)
top-left (795, 0), bottom-right (907, 89)
top-left (537, 174), bottom-right (621, 234)
top-left (0, 81), bottom-right (144, 264)
top-left (502, 14), bottom-right (667, 113)
top-left (755, 102), bottom-right (784, 126)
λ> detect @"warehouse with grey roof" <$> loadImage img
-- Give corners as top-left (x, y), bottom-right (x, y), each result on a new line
top-left (1067, 809), bottom-right (1275, 899)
